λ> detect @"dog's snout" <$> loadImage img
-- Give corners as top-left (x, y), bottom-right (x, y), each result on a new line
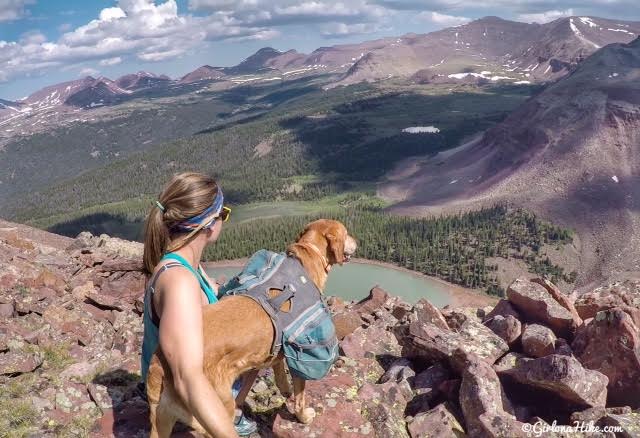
top-left (345, 235), bottom-right (357, 254)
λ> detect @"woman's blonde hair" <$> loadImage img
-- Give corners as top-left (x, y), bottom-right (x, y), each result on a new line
top-left (142, 172), bottom-right (219, 276)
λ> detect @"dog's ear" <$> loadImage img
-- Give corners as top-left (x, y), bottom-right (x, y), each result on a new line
top-left (326, 232), bottom-right (345, 265)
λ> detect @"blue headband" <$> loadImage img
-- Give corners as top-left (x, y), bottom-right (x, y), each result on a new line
top-left (171, 188), bottom-right (224, 233)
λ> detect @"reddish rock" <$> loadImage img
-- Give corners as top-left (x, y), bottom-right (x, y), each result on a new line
top-left (0, 350), bottom-right (43, 375)
top-left (352, 286), bottom-right (391, 317)
top-left (493, 352), bottom-right (530, 374)
top-left (485, 314), bottom-right (522, 346)
top-left (521, 324), bottom-right (557, 358)
top-left (575, 280), bottom-right (640, 327)
top-left (413, 298), bottom-right (449, 330)
top-left (484, 299), bottom-right (521, 322)
top-left (554, 338), bottom-right (573, 357)
top-left (571, 308), bottom-right (640, 408)
top-left (501, 354), bottom-right (608, 408)
top-left (530, 278), bottom-right (583, 327)
top-left (0, 302), bottom-right (14, 318)
top-left (340, 323), bottom-right (401, 359)
top-left (458, 350), bottom-right (527, 438)
top-left (597, 410), bottom-right (640, 436)
top-left (570, 406), bottom-right (632, 425)
top-left (32, 269), bottom-right (67, 293)
top-left (507, 278), bottom-right (576, 338)
top-left (85, 292), bottom-right (125, 311)
top-left (100, 272), bottom-right (145, 302)
top-left (333, 311), bottom-right (364, 340)
top-left (408, 403), bottom-right (465, 438)
top-left (401, 315), bottom-right (508, 367)
top-left (358, 380), bottom-right (409, 437)
top-left (99, 258), bottom-right (143, 272)
top-left (379, 357), bottom-right (415, 384)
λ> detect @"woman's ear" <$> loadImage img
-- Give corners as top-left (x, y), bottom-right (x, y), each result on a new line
top-left (326, 232), bottom-right (345, 265)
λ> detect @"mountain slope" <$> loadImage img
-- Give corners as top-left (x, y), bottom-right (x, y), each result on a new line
top-left (380, 37), bottom-right (640, 289)
top-left (335, 16), bottom-right (639, 86)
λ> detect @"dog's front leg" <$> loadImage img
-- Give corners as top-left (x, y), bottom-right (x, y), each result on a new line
top-left (273, 359), bottom-right (292, 398)
top-left (292, 376), bottom-right (315, 424)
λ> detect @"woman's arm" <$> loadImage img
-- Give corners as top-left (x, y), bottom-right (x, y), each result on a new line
top-left (158, 271), bottom-right (238, 438)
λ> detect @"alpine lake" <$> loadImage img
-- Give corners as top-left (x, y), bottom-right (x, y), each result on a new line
top-left (205, 260), bottom-right (452, 307)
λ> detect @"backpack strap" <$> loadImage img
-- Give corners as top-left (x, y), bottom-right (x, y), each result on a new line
top-left (161, 253), bottom-right (218, 304)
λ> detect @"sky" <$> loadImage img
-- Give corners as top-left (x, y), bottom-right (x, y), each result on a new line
top-left (0, 0), bottom-right (638, 100)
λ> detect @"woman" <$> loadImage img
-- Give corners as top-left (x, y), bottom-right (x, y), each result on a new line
top-left (140, 172), bottom-right (257, 437)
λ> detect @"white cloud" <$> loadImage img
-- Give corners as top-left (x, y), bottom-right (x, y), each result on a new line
top-left (0, 0), bottom-right (34, 22)
top-left (518, 8), bottom-right (574, 23)
top-left (79, 67), bottom-right (100, 77)
top-left (99, 57), bottom-right (123, 66)
top-left (418, 11), bottom-right (470, 26)
top-left (321, 22), bottom-right (382, 37)
top-left (0, 0), bottom-right (280, 83)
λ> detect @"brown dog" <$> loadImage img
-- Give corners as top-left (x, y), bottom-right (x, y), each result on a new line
top-left (146, 219), bottom-right (357, 437)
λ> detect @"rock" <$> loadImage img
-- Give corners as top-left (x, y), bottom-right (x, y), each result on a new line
top-left (60, 360), bottom-right (101, 382)
top-left (413, 362), bottom-right (451, 397)
top-left (570, 406), bottom-right (632, 424)
top-left (575, 280), bottom-right (640, 327)
top-left (380, 357), bottom-right (415, 384)
top-left (0, 350), bottom-right (43, 375)
top-left (358, 380), bottom-right (410, 438)
top-left (493, 352), bottom-right (530, 374)
top-left (484, 299), bottom-right (521, 322)
top-left (507, 278), bottom-right (577, 338)
top-left (597, 410), bottom-right (640, 437)
top-left (352, 286), bottom-right (391, 318)
top-left (0, 302), bottom-right (14, 318)
top-left (485, 314), bottom-right (522, 346)
top-left (407, 403), bottom-right (465, 438)
top-left (340, 323), bottom-right (401, 359)
top-left (554, 338), bottom-right (573, 357)
top-left (333, 311), bottom-right (364, 340)
top-left (530, 278), bottom-right (583, 327)
top-left (500, 354), bottom-right (608, 408)
top-left (521, 324), bottom-right (557, 358)
top-left (458, 350), bottom-right (527, 438)
top-left (413, 298), bottom-right (449, 330)
top-left (85, 292), bottom-right (124, 311)
top-left (571, 308), bottom-right (640, 408)
top-left (401, 314), bottom-right (508, 368)
top-left (406, 362), bottom-right (451, 415)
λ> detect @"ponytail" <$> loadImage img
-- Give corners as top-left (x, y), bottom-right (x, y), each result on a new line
top-left (143, 205), bottom-right (170, 277)
top-left (142, 172), bottom-right (219, 277)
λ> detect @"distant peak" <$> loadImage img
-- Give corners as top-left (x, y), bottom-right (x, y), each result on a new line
top-left (256, 47), bottom-right (280, 53)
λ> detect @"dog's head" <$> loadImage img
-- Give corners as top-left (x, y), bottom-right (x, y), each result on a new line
top-left (296, 219), bottom-right (357, 266)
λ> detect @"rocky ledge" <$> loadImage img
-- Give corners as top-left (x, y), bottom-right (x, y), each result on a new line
top-left (1, 221), bottom-right (640, 437)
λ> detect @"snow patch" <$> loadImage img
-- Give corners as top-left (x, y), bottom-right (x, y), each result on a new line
top-left (612, 175), bottom-right (619, 183)
top-left (514, 81), bottom-right (531, 84)
top-left (608, 28), bottom-right (634, 35)
top-left (570, 18), bottom-right (601, 48)
top-left (402, 126), bottom-right (440, 134)
top-left (449, 179), bottom-right (458, 184)
top-left (579, 17), bottom-right (598, 28)
top-left (544, 65), bottom-right (552, 74)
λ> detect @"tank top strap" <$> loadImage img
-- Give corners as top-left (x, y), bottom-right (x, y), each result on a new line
top-left (160, 253), bottom-right (218, 304)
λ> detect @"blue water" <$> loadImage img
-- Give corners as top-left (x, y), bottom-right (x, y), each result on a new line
top-left (205, 261), bottom-right (451, 307)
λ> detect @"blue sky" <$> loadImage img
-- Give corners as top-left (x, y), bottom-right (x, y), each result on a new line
top-left (0, 0), bottom-right (638, 100)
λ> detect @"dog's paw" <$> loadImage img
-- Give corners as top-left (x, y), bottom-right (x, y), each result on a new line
top-left (296, 407), bottom-right (316, 424)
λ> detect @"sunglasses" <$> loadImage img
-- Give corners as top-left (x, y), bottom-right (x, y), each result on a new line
top-left (219, 206), bottom-right (231, 222)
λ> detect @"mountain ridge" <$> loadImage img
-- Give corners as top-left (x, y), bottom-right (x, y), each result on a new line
top-left (380, 36), bottom-right (640, 290)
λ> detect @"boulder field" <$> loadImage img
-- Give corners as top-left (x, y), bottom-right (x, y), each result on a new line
top-left (1, 222), bottom-right (639, 437)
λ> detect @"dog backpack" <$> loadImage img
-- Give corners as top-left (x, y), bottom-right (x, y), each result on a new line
top-left (218, 249), bottom-right (338, 380)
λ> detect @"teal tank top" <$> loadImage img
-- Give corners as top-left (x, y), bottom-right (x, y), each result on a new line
top-left (140, 253), bottom-right (218, 383)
